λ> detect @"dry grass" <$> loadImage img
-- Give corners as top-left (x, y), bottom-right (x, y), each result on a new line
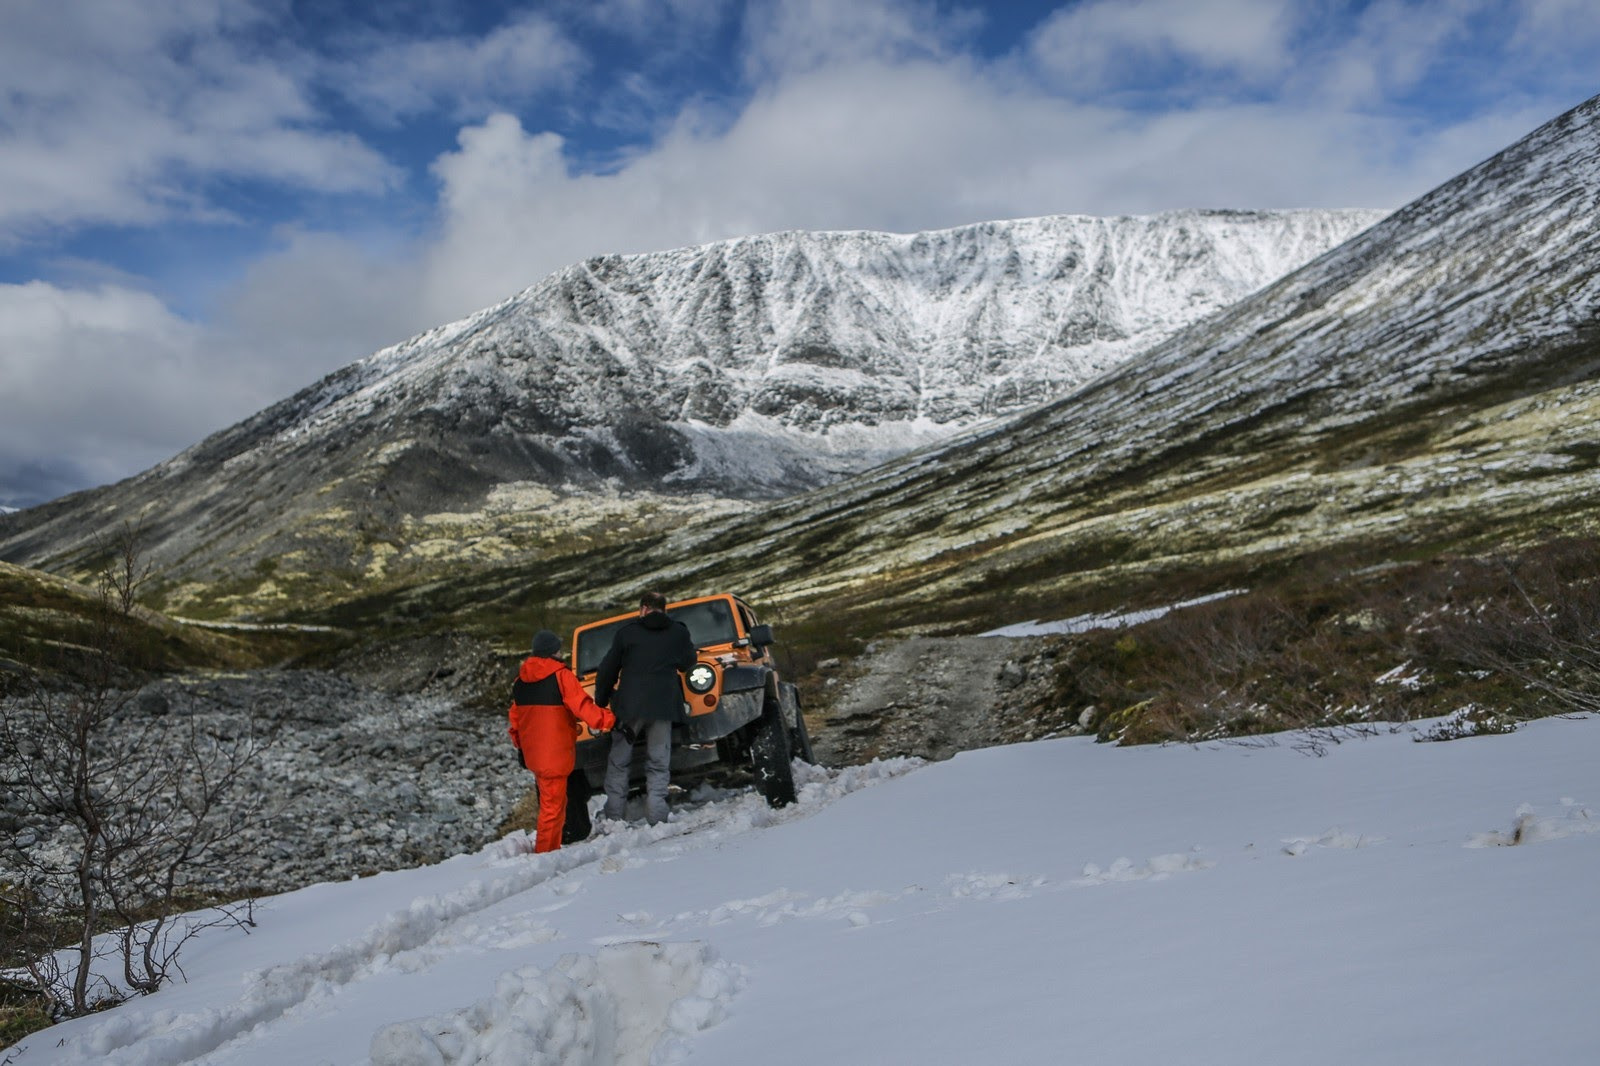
top-left (496, 784), bottom-right (541, 838)
top-left (1033, 536), bottom-right (1600, 748)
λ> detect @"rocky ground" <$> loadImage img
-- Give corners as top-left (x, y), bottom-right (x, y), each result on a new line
top-left (3, 631), bottom-right (1077, 903)
top-left (809, 633), bottom-right (1080, 766)
top-left (1, 635), bottom-right (530, 901)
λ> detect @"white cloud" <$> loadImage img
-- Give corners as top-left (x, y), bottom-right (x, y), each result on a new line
top-left (210, 230), bottom-right (436, 387)
top-left (579, 0), bottom-right (734, 43)
top-left (0, 0), bottom-right (395, 240)
top-left (740, 0), bottom-right (979, 81)
top-left (1313, 0), bottom-right (1494, 107)
top-left (411, 34), bottom-right (1539, 325)
top-left (0, 282), bottom-right (233, 501)
top-left (333, 11), bottom-right (587, 122)
top-left (1508, 0), bottom-right (1600, 94)
top-left (0, 236), bottom-right (447, 506)
top-left (1515, 0), bottom-right (1600, 35)
top-left (1028, 0), bottom-right (1301, 93)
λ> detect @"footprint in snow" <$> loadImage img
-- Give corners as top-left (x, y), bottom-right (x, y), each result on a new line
top-left (1281, 828), bottom-right (1384, 856)
top-left (1074, 852), bottom-right (1214, 885)
top-left (1467, 801), bottom-right (1596, 847)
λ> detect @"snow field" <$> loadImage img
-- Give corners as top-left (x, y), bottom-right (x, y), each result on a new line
top-left (20, 758), bottom-right (919, 1066)
top-left (9, 718), bottom-right (1600, 1066)
top-left (978, 589), bottom-right (1247, 637)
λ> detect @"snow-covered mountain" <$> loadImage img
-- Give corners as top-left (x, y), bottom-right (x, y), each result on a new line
top-left (459, 94), bottom-right (1600, 626)
top-left (287, 209), bottom-right (1378, 490)
top-left (0, 209), bottom-right (1377, 598)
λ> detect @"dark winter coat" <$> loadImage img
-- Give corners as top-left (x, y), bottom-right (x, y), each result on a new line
top-left (594, 610), bottom-right (698, 724)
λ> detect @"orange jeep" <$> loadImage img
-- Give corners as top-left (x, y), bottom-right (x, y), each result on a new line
top-left (563, 593), bottom-right (812, 833)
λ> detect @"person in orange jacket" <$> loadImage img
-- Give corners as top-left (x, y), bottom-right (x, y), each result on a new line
top-left (508, 629), bottom-right (616, 853)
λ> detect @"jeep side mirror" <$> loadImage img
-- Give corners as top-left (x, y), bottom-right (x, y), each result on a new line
top-left (748, 624), bottom-right (775, 647)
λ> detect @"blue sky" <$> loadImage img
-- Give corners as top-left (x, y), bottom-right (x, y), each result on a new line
top-left (0, 0), bottom-right (1596, 509)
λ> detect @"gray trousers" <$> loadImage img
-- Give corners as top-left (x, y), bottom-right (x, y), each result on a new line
top-left (603, 720), bottom-right (673, 824)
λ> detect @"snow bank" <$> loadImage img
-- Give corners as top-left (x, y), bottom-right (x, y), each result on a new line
top-left (29, 755), bottom-right (918, 1066)
top-left (1465, 799), bottom-right (1597, 848)
top-left (369, 941), bottom-right (741, 1066)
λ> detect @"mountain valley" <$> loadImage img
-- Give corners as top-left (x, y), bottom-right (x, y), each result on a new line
top-left (4, 94), bottom-right (1600, 925)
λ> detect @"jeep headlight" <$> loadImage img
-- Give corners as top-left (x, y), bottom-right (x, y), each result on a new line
top-left (686, 663), bottom-right (717, 694)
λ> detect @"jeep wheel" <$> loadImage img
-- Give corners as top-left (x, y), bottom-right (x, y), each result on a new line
top-left (751, 692), bottom-right (797, 808)
top-left (780, 682), bottom-right (816, 764)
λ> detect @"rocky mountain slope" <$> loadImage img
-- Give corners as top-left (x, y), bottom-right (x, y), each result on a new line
top-left (385, 94), bottom-right (1600, 638)
top-left (0, 210), bottom-right (1377, 611)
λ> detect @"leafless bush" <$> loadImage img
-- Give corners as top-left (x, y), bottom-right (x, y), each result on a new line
top-left (1070, 566), bottom-right (1426, 750)
top-left (1161, 595), bottom-right (1304, 731)
top-left (1418, 539), bottom-right (1600, 719)
top-left (1096, 594), bottom-right (1389, 746)
top-left (0, 525), bottom-right (273, 1020)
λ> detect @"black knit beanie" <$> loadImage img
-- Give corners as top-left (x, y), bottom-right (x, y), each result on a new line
top-left (531, 630), bottom-right (561, 657)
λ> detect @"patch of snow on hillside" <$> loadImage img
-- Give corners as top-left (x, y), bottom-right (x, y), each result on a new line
top-left (980, 589), bottom-right (1246, 636)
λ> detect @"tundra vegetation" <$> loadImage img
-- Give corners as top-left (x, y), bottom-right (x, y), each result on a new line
top-left (1023, 536), bottom-right (1600, 750)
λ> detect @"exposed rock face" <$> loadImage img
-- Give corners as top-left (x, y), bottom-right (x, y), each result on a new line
top-left (0, 210), bottom-right (1379, 587)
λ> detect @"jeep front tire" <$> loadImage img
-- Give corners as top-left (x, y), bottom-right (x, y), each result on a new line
top-left (751, 688), bottom-right (797, 807)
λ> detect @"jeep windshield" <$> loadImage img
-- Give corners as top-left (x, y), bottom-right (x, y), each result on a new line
top-left (573, 599), bottom-right (741, 675)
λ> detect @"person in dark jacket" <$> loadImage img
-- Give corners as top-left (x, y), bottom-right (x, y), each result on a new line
top-left (595, 591), bottom-right (698, 825)
top-left (509, 629), bottom-right (615, 853)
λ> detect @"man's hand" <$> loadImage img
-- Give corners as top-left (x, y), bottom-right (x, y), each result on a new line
top-left (512, 747), bottom-right (525, 771)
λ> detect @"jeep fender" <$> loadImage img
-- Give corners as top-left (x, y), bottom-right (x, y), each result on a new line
top-left (719, 664), bottom-right (771, 694)
top-left (684, 687), bottom-right (764, 743)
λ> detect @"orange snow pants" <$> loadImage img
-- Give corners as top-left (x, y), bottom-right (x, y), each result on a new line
top-left (534, 772), bottom-right (568, 853)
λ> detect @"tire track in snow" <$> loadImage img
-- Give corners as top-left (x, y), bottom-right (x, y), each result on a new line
top-left (58, 759), bottom-right (920, 1066)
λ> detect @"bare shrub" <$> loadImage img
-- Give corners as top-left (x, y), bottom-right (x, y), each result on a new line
top-left (1157, 594), bottom-right (1305, 736)
top-left (1417, 537), bottom-right (1600, 719)
top-left (1048, 541), bottom-right (1591, 752)
top-left (0, 525), bottom-right (273, 1021)
top-left (1078, 590), bottom-right (1396, 747)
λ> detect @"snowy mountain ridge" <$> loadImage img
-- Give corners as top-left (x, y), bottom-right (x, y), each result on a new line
top-left (0, 208), bottom-right (1378, 604)
top-left (314, 208), bottom-right (1379, 446)
top-left (466, 94), bottom-right (1600, 625)
top-left (224, 207), bottom-right (1382, 498)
